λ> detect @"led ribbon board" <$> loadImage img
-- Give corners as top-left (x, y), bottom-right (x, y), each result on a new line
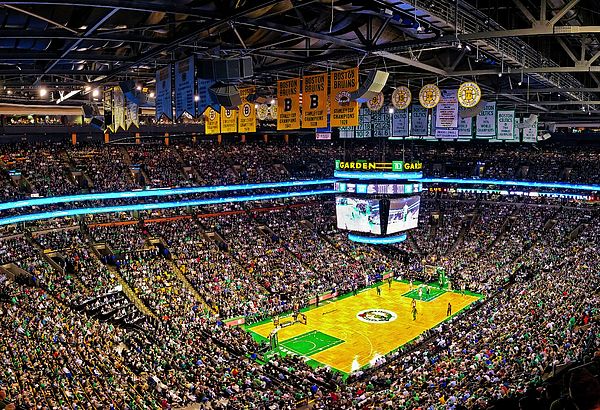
top-left (334, 171), bottom-right (423, 180)
top-left (418, 178), bottom-right (600, 191)
top-left (348, 233), bottom-right (407, 244)
top-left (0, 189), bottom-right (337, 226)
top-left (0, 179), bottom-right (338, 211)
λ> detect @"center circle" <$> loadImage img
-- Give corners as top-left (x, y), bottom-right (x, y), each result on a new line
top-left (356, 309), bottom-right (398, 324)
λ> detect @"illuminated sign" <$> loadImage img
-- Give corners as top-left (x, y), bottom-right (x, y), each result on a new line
top-left (335, 160), bottom-right (422, 172)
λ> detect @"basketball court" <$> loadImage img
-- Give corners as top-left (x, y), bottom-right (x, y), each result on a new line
top-left (245, 280), bottom-right (481, 375)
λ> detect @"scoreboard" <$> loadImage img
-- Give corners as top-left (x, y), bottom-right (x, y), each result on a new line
top-left (334, 160), bottom-right (423, 244)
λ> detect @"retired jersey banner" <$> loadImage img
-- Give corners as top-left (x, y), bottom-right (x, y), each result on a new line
top-left (330, 67), bottom-right (359, 127)
top-left (355, 107), bottom-right (371, 138)
top-left (436, 89), bottom-right (459, 129)
top-left (155, 65), bottom-right (173, 120)
top-left (277, 78), bottom-right (301, 130)
top-left (497, 110), bottom-right (516, 140)
top-left (410, 104), bottom-right (428, 136)
top-left (302, 73), bottom-right (328, 128)
top-left (175, 57), bottom-right (195, 119)
top-left (197, 79), bottom-right (219, 114)
top-left (220, 107), bottom-right (237, 133)
top-left (339, 126), bottom-right (355, 138)
top-left (476, 101), bottom-right (496, 138)
top-left (371, 109), bottom-right (390, 138)
top-left (392, 109), bottom-right (409, 137)
top-left (238, 87), bottom-right (256, 133)
top-left (204, 107), bottom-right (220, 135)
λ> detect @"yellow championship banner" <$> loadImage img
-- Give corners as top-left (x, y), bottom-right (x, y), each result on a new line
top-left (220, 107), bottom-right (238, 133)
top-left (204, 106), bottom-right (220, 135)
top-left (238, 87), bottom-right (256, 133)
top-left (302, 73), bottom-right (328, 128)
top-left (277, 77), bottom-right (301, 130)
top-left (330, 67), bottom-right (359, 127)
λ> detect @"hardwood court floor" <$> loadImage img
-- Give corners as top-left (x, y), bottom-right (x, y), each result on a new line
top-left (247, 281), bottom-right (480, 374)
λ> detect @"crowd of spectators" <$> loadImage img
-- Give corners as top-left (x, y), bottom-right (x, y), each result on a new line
top-left (0, 139), bottom-right (598, 409)
top-left (0, 140), bottom-right (598, 204)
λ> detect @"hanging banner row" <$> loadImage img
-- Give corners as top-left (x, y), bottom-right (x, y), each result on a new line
top-left (340, 102), bottom-right (538, 142)
top-left (155, 60), bottom-right (360, 131)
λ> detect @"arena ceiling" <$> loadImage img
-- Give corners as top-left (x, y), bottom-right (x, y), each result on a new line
top-left (1, 0), bottom-right (600, 123)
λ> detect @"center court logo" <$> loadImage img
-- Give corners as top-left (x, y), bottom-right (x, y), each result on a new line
top-left (356, 309), bottom-right (397, 324)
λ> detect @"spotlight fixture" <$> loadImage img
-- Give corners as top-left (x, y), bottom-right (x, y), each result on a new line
top-left (388, 107), bottom-right (394, 114)
top-left (39, 87), bottom-right (47, 97)
top-left (136, 85), bottom-right (142, 91)
top-left (270, 99), bottom-right (276, 104)
top-left (149, 92), bottom-right (155, 98)
top-left (92, 89), bottom-right (99, 97)
top-left (84, 85), bottom-right (91, 92)
top-left (194, 95), bottom-right (200, 102)
top-left (498, 72), bottom-right (502, 77)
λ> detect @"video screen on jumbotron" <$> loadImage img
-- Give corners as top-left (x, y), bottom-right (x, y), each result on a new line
top-left (386, 196), bottom-right (421, 234)
top-left (336, 197), bottom-right (382, 234)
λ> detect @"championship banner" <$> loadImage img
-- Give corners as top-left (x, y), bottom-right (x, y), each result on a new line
top-left (476, 101), bottom-right (497, 138)
top-left (103, 87), bottom-right (113, 132)
top-left (302, 73), bottom-right (327, 128)
top-left (155, 65), bottom-right (173, 121)
top-left (371, 108), bottom-right (390, 138)
top-left (430, 106), bottom-right (437, 136)
top-left (197, 79), bottom-right (219, 114)
top-left (277, 77), bottom-right (301, 130)
top-left (355, 107), bottom-right (371, 138)
top-left (458, 108), bottom-right (473, 139)
top-left (203, 107), bottom-right (220, 135)
top-left (238, 87), bottom-right (256, 133)
top-left (522, 116), bottom-right (538, 142)
top-left (512, 118), bottom-right (521, 143)
top-left (175, 57), bottom-right (195, 119)
top-left (435, 89), bottom-right (459, 129)
top-left (220, 107), bottom-right (238, 133)
top-left (112, 86), bottom-right (126, 132)
top-left (392, 109), bottom-right (409, 137)
top-left (410, 104), bottom-right (428, 136)
top-left (497, 110), bottom-right (516, 140)
top-left (330, 67), bottom-right (359, 127)
top-left (126, 100), bottom-right (139, 129)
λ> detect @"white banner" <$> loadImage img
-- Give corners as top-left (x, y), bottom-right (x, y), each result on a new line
top-left (511, 118), bottom-right (521, 143)
top-left (476, 101), bottom-right (496, 138)
top-left (522, 116), bottom-right (538, 142)
top-left (458, 107), bottom-right (473, 138)
top-left (436, 128), bottom-right (459, 139)
top-left (175, 57), bottom-right (195, 119)
top-left (410, 105), bottom-right (428, 136)
top-left (497, 110), bottom-right (516, 140)
top-left (155, 65), bottom-right (173, 120)
top-left (392, 109), bottom-right (409, 137)
top-left (435, 89), bottom-right (458, 128)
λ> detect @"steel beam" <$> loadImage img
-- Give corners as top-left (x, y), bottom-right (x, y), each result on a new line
top-left (548, 0), bottom-right (580, 26)
top-left (450, 66), bottom-right (600, 76)
top-left (39, 8), bottom-right (120, 82)
top-left (500, 87), bottom-right (600, 94)
top-left (372, 51), bottom-right (447, 76)
top-left (457, 25), bottom-right (600, 42)
top-left (1, 4), bottom-right (78, 33)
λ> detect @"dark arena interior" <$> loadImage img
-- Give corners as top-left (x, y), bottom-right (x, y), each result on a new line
top-left (0, 1), bottom-right (600, 409)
